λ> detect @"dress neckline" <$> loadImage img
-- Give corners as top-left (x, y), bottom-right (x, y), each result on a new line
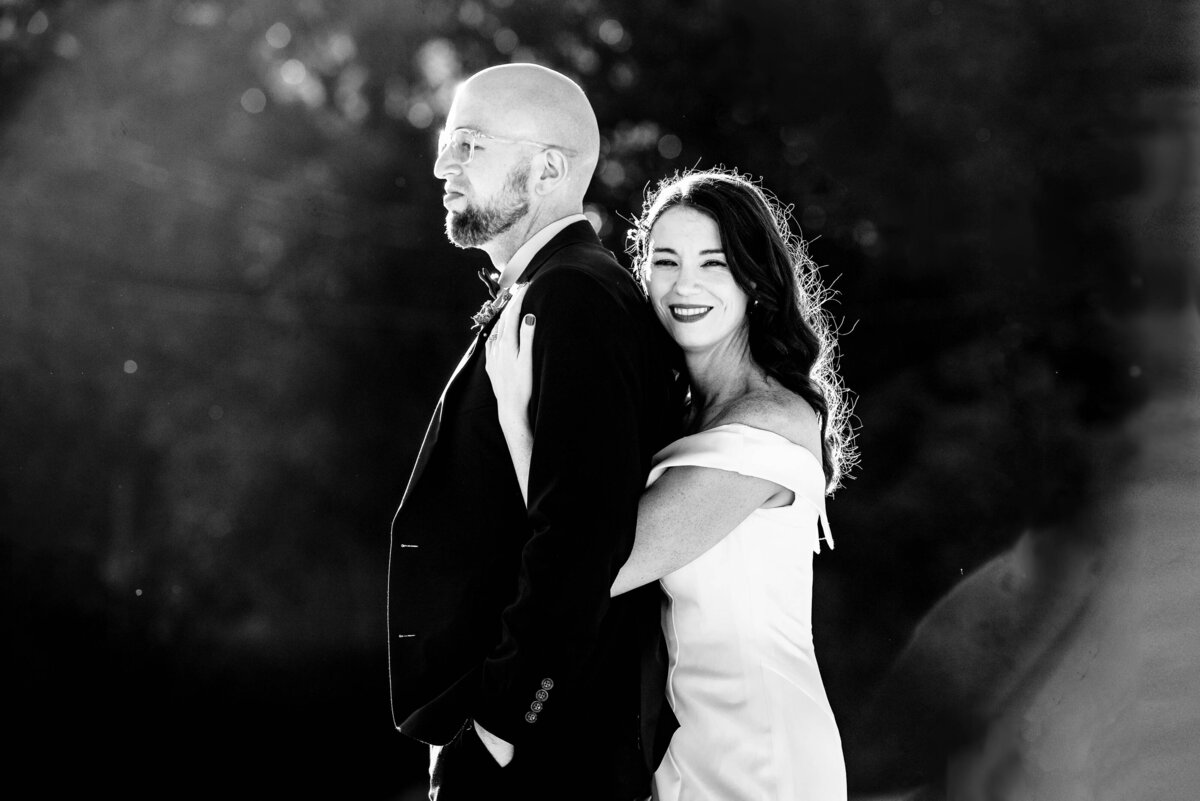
top-left (679, 422), bottom-right (824, 471)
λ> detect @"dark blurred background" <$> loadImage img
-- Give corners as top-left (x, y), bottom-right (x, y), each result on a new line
top-left (3, 1), bottom-right (1197, 798)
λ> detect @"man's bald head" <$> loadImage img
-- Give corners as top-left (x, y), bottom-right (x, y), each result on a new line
top-left (449, 64), bottom-right (600, 199)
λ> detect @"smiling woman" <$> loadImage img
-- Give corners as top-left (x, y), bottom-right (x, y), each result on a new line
top-left (628, 168), bottom-right (856, 492)
top-left (644, 205), bottom-right (752, 356)
top-left (484, 166), bottom-right (858, 799)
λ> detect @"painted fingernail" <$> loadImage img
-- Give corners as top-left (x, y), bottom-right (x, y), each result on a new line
top-left (523, 314), bottom-right (535, 326)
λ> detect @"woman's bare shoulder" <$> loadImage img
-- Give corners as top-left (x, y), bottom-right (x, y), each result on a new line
top-left (715, 388), bottom-right (822, 454)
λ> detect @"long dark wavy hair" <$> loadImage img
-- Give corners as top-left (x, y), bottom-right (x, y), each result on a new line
top-left (628, 168), bottom-right (857, 493)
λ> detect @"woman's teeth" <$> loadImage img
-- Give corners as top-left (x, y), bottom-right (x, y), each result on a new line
top-left (670, 305), bottom-right (712, 322)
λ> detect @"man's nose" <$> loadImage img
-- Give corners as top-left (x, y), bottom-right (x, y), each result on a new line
top-left (433, 147), bottom-right (460, 179)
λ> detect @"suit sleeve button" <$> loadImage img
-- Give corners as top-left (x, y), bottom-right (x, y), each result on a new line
top-left (524, 711), bottom-right (538, 723)
top-left (530, 701), bottom-right (544, 712)
top-left (535, 689), bottom-right (549, 701)
top-left (540, 678), bottom-right (554, 690)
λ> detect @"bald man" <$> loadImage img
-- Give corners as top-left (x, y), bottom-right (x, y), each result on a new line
top-left (387, 64), bottom-right (680, 799)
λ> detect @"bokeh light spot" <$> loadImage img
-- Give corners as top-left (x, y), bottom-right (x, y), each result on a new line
top-left (241, 88), bottom-right (267, 113)
top-left (458, 1), bottom-right (486, 28)
top-left (177, 2), bottom-right (222, 27)
top-left (417, 39), bottom-right (460, 87)
top-left (123, 360), bottom-right (138, 375)
top-left (53, 33), bottom-right (81, 59)
top-left (135, 588), bottom-right (143, 597)
top-left (657, 134), bottom-right (683, 159)
top-left (598, 19), bottom-right (625, 47)
top-left (599, 160), bottom-right (626, 189)
top-left (853, 219), bottom-right (880, 249)
top-left (407, 101), bottom-right (434, 129)
top-left (494, 28), bottom-right (519, 55)
top-left (609, 63), bottom-right (636, 89)
top-left (281, 58), bottom-right (307, 86)
top-left (584, 202), bottom-right (612, 238)
top-left (326, 32), bottom-right (357, 64)
top-left (802, 204), bottom-right (826, 231)
top-left (265, 22), bottom-right (291, 49)
top-left (27, 11), bottom-right (49, 35)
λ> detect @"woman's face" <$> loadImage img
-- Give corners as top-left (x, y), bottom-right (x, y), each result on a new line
top-left (645, 205), bottom-right (751, 354)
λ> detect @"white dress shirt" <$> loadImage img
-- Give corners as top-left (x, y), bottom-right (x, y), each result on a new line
top-left (497, 213), bottom-right (590, 289)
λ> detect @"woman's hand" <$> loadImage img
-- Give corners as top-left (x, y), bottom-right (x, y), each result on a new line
top-left (484, 283), bottom-right (536, 505)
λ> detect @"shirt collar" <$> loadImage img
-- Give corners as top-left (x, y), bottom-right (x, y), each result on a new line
top-left (498, 214), bottom-right (589, 288)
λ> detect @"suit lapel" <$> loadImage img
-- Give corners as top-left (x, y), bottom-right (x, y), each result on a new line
top-left (397, 221), bottom-right (605, 514)
top-left (396, 334), bottom-right (480, 511)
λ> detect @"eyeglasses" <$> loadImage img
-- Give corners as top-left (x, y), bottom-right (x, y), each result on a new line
top-left (436, 127), bottom-right (571, 166)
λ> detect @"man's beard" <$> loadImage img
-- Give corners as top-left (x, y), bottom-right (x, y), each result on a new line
top-left (446, 161), bottom-right (531, 248)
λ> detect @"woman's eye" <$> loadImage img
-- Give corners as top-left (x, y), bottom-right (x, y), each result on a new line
top-left (704, 260), bottom-right (728, 269)
top-left (652, 259), bottom-right (678, 268)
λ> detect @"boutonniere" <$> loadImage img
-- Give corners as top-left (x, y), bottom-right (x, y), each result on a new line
top-left (471, 286), bottom-right (512, 334)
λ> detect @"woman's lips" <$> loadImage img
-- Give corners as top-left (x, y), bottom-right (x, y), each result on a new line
top-left (669, 305), bottom-right (713, 322)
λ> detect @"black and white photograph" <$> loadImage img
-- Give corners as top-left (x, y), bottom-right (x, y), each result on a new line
top-left (4, 1), bottom-right (1197, 798)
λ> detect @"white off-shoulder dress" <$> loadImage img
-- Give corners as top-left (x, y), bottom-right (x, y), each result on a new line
top-left (648, 423), bottom-right (846, 801)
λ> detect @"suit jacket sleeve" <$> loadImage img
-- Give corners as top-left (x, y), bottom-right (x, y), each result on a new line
top-left (471, 265), bottom-right (649, 744)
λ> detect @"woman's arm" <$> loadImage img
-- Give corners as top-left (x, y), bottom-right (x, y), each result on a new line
top-left (488, 292), bottom-right (796, 595)
top-left (610, 465), bottom-right (789, 595)
top-left (484, 285), bottom-right (534, 505)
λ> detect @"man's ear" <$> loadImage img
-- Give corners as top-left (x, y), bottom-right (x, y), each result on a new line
top-left (533, 149), bottom-right (570, 195)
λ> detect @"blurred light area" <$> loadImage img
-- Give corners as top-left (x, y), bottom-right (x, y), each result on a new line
top-left (0, 17), bottom-right (15, 41)
top-left (657, 133), bottom-right (682, 159)
top-left (323, 31), bottom-right (356, 66)
top-left (493, 27), bottom-right (518, 55)
top-left (335, 63), bottom-right (369, 123)
top-left (597, 19), bottom-right (625, 48)
top-left (280, 58), bottom-right (306, 86)
top-left (52, 32), bottom-right (79, 59)
top-left (227, 5), bottom-right (252, 31)
top-left (265, 21), bottom-right (291, 49)
top-left (583, 202), bottom-right (612, 238)
top-left (457, 1), bottom-right (486, 28)
top-left (407, 101), bottom-right (434, 129)
top-left (853, 219), bottom-right (880, 251)
top-left (598, 158), bottom-right (625, 189)
top-left (240, 87), bottom-right (266, 113)
top-left (268, 56), bottom-right (325, 108)
top-left (175, 1), bottom-right (222, 28)
top-left (123, 360), bottom-right (138, 375)
top-left (26, 10), bottom-right (47, 35)
top-left (417, 38), bottom-right (459, 87)
top-left (609, 61), bottom-right (635, 88)
top-left (612, 119), bottom-right (661, 151)
top-left (555, 31), bottom-right (599, 74)
top-left (802, 204), bottom-right (827, 231)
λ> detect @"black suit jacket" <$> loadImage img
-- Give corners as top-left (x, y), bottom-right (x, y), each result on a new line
top-left (388, 222), bottom-right (680, 795)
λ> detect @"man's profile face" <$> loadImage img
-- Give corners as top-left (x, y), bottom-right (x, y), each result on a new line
top-left (445, 158), bottom-right (530, 248)
top-left (434, 85), bottom-right (533, 249)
